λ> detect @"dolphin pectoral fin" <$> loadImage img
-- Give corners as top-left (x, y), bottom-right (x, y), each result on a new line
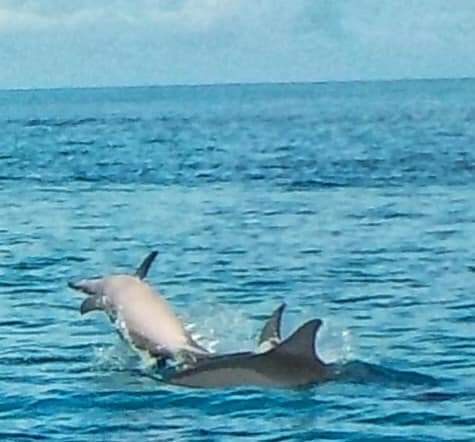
top-left (80, 295), bottom-right (103, 315)
top-left (257, 303), bottom-right (286, 351)
top-left (135, 251), bottom-right (159, 279)
top-left (271, 319), bottom-right (324, 364)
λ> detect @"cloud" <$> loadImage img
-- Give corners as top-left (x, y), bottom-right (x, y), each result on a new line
top-left (0, 0), bottom-right (240, 31)
top-left (0, 0), bottom-right (474, 88)
top-left (0, 1), bottom-right (104, 30)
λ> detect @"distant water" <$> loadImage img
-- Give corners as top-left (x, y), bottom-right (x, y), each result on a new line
top-left (1, 80), bottom-right (474, 441)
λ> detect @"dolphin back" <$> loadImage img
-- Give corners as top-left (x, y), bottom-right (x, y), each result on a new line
top-left (164, 318), bottom-right (328, 388)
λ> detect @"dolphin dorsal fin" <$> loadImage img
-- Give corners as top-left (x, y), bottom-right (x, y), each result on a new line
top-left (272, 319), bottom-right (323, 362)
top-left (135, 251), bottom-right (158, 279)
top-left (257, 303), bottom-right (286, 350)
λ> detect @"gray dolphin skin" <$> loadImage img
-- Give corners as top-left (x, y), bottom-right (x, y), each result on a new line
top-left (165, 316), bottom-right (331, 388)
top-left (68, 251), bottom-right (209, 360)
top-left (256, 302), bottom-right (286, 352)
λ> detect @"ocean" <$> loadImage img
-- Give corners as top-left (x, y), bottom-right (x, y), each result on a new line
top-left (1, 79), bottom-right (474, 441)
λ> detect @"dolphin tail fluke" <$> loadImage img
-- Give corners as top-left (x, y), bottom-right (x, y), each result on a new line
top-left (257, 302), bottom-right (286, 351)
top-left (135, 251), bottom-right (159, 279)
top-left (271, 319), bottom-right (325, 365)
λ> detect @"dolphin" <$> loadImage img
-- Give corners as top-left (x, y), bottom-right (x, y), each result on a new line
top-left (68, 251), bottom-right (209, 361)
top-left (160, 304), bottom-right (437, 390)
top-left (164, 307), bottom-right (331, 388)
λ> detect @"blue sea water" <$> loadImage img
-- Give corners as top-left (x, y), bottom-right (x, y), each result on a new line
top-left (1, 79), bottom-right (474, 441)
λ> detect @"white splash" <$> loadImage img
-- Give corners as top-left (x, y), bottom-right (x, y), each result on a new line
top-left (185, 322), bottom-right (219, 354)
top-left (318, 323), bottom-right (354, 363)
top-left (92, 341), bottom-right (137, 371)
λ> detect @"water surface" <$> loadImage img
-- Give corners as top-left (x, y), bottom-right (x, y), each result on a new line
top-left (1, 79), bottom-right (474, 441)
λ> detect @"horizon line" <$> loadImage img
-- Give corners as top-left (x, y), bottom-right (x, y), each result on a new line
top-left (1, 75), bottom-right (474, 93)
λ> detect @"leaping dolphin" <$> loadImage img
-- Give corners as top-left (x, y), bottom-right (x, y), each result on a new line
top-left (164, 304), bottom-right (331, 388)
top-left (68, 251), bottom-right (209, 361)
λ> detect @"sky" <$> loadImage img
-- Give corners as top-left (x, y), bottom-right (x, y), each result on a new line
top-left (0, 0), bottom-right (474, 89)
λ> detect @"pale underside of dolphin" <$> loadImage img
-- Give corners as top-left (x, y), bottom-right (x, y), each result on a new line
top-left (164, 303), bottom-right (332, 388)
top-left (68, 251), bottom-right (209, 361)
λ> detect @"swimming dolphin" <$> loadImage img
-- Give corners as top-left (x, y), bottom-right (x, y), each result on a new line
top-left (164, 312), bottom-right (331, 388)
top-left (68, 251), bottom-right (209, 361)
top-left (159, 304), bottom-right (438, 390)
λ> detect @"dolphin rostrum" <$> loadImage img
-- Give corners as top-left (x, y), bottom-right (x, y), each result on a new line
top-left (164, 310), bottom-right (331, 388)
top-left (68, 251), bottom-right (209, 361)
